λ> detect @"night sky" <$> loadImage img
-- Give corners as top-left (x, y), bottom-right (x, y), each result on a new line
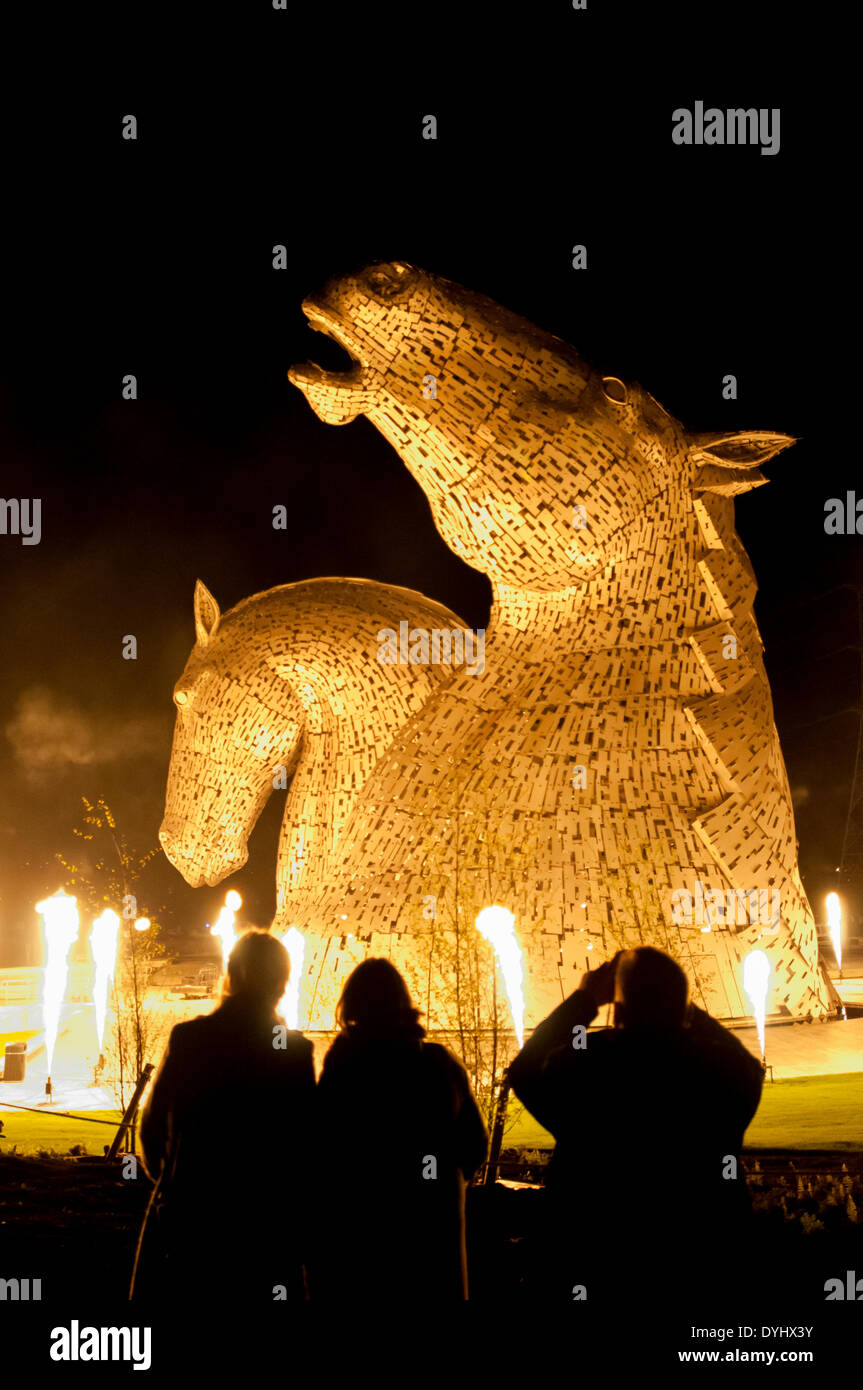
top-left (1, 7), bottom-right (854, 963)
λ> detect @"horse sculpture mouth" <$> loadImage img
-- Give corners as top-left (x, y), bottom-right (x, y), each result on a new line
top-left (159, 823), bottom-right (249, 888)
top-left (288, 303), bottom-right (367, 389)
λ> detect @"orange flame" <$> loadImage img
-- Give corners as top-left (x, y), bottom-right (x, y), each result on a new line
top-left (277, 926), bottom-right (305, 1028)
top-left (475, 906), bottom-right (525, 1046)
top-left (37, 891), bottom-right (80, 1076)
top-left (743, 949), bottom-right (771, 1061)
top-left (826, 892), bottom-right (842, 972)
top-left (90, 909), bottom-right (120, 1052)
top-left (211, 891), bottom-right (242, 971)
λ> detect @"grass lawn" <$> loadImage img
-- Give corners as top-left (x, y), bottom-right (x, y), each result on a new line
top-left (0, 1108), bottom-right (124, 1156)
top-left (4, 1073), bottom-right (863, 1157)
top-left (505, 1071), bottom-right (863, 1151)
top-left (744, 1072), bottom-right (863, 1149)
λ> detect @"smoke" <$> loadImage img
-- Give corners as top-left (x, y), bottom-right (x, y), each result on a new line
top-left (5, 685), bottom-right (164, 777)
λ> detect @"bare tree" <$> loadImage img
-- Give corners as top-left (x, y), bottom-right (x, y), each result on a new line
top-left (104, 927), bottom-right (171, 1114)
top-left (417, 784), bottom-right (540, 1133)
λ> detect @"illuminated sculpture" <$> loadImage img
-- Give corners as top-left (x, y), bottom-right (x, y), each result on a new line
top-left (159, 577), bottom-right (470, 1012)
top-left (161, 263), bottom-right (838, 1028)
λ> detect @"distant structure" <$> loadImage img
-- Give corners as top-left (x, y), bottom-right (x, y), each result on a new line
top-left (161, 263), bottom-right (839, 1029)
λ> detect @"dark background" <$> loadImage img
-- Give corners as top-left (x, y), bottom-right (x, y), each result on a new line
top-left (0, 5), bottom-right (853, 963)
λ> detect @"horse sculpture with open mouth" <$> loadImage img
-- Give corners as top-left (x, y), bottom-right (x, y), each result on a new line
top-left (161, 262), bottom-right (838, 1031)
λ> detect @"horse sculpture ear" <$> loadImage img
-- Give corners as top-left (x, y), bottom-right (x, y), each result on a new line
top-left (194, 579), bottom-right (221, 647)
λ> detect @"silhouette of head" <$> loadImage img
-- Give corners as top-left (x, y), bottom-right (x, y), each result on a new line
top-left (336, 958), bottom-right (423, 1035)
top-left (613, 947), bottom-right (688, 1032)
top-left (224, 929), bottom-right (290, 1007)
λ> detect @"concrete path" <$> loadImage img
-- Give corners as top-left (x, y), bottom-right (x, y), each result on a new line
top-left (0, 1079), bottom-right (116, 1111)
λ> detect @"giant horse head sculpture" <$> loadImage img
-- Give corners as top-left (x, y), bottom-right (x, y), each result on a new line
top-left (283, 263), bottom-right (836, 1024)
top-left (289, 260), bottom-right (794, 593)
top-left (160, 575), bottom-right (470, 895)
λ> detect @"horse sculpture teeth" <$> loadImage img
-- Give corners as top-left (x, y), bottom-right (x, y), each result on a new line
top-left (161, 261), bottom-right (839, 1032)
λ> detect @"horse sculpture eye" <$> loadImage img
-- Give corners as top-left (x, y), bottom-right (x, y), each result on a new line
top-left (175, 691), bottom-right (188, 707)
top-left (601, 376), bottom-right (629, 405)
top-left (370, 271), bottom-right (404, 299)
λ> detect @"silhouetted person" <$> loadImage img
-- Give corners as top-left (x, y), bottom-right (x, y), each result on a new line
top-left (508, 947), bottom-right (764, 1302)
top-left (132, 930), bottom-right (315, 1302)
top-left (311, 959), bottom-right (488, 1300)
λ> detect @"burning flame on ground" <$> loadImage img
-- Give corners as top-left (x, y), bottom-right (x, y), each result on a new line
top-left (37, 891), bottom-right (80, 1077)
top-left (743, 948), bottom-right (771, 1062)
top-left (475, 906), bottom-right (525, 1047)
top-left (826, 892), bottom-right (842, 972)
top-left (90, 909), bottom-right (120, 1052)
top-left (277, 926), bottom-right (305, 1029)
top-left (211, 890), bottom-right (242, 971)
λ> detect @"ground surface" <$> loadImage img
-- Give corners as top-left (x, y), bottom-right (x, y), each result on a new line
top-left (4, 1070), bottom-right (863, 1156)
top-left (505, 1071), bottom-right (863, 1151)
top-left (1, 1149), bottom-right (861, 1311)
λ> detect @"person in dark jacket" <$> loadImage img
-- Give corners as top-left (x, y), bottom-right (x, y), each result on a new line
top-left (132, 930), bottom-right (315, 1303)
top-left (311, 958), bottom-right (488, 1300)
top-left (508, 946), bottom-right (764, 1303)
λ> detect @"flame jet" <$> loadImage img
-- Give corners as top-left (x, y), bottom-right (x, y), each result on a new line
top-left (277, 926), bottom-right (306, 1030)
top-left (37, 892), bottom-right (79, 1079)
top-left (475, 907), bottom-right (525, 1047)
top-left (90, 909), bottom-right (120, 1054)
top-left (826, 892), bottom-right (842, 973)
top-left (743, 949), bottom-right (771, 1063)
top-left (211, 890), bottom-right (242, 972)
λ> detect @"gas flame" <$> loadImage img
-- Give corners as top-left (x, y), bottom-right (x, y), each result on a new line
top-left (90, 909), bottom-right (120, 1052)
top-left (475, 906), bottom-right (525, 1047)
top-left (826, 892), bottom-right (842, 972)
top-left (278, 926), bottom-right (305, 1029)
top-left (743, 948), bottom-right (771, 1062)
top-left (211, 890), bottom-right (242, 971)
top-left (37, 891), bottom-right (80, 1077)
